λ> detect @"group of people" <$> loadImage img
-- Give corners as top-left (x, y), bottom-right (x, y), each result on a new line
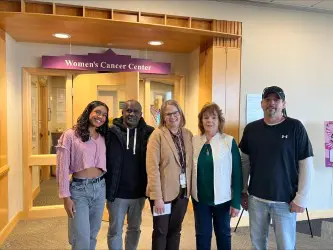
top-left (56, 85), bottom-right (314, 250)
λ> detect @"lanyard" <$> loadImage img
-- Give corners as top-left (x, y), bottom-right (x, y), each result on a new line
top-left (177, 135), bottom-right (185, 173)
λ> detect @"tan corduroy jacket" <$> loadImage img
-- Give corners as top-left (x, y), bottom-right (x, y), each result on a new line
top-left (146, 126), bottom-right (193, 202)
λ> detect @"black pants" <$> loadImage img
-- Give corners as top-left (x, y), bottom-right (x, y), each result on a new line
top-left (192, 198), bottom-right (231, 250)
top-left (149, 195), bottom-right (188, 250)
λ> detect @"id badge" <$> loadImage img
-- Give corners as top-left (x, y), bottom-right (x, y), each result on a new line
top-left (180, 173), bottom-right (186, 188)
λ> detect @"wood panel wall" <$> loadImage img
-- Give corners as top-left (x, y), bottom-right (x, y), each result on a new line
top-left (224, 48), bottom-right (241, 142)
top-left (212, 46), bottom-right (227, 114)
top-left (199, 42), bottom-right (241, 142)
top-left (0, 166), bottom-right (9, 231)
top-left (0, 28), bottom-right (7, 169)
top-left (0, 28), bottom-right (8, 233)
top-left (212, 20), bottom-right (242, 48)
top-left (0, 0), bottom-right (241, 39)
top-left (199, 41), bottom-right (213, 110)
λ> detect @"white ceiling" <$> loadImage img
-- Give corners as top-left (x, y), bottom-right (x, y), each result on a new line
top-left (225, 0), bottom-right (333, 14)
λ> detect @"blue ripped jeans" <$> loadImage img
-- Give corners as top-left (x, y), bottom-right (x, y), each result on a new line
top-left (68, 177), bottom-right (106, 250)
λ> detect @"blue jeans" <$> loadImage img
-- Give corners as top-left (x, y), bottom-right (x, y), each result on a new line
top-left (68, 178), bottom-right (106, 250)
top-left (192, 198), bottom-right (231, 250)
top-left (248, 195), bottom-right (296, 250)
top-left (107, 197), bottom-right (146, 250)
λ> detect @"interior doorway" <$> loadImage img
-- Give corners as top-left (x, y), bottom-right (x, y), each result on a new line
top-left (30, 75), bottom-right (68, 207)
top-left (72, 72), bottom-right (139, 125)
top-left (140, 74), bottom-right (185, 128)
top-left (22, 68), bottom-right (185, 219)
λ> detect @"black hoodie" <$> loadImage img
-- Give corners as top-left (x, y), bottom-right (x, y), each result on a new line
top-left (105, 117), bottom-right (154, 201)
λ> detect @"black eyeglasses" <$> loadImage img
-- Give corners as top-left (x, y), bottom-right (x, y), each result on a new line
top-left (166, 111), bottom-right (180, 117)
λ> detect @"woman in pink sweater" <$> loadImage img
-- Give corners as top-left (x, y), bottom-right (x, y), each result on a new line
top-left (56, 100), bottom-right (109, 250)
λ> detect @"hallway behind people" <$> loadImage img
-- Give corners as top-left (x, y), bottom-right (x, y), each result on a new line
top-left (2, 202), bottom-right (333, 250)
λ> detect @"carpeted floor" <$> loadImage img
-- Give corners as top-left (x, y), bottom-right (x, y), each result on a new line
top-left (2, 206), bottom-right (333, 250)
top-left (33, 177), bottom-right (62, 207)
top-left (296, 217), bottom-right (333, 237)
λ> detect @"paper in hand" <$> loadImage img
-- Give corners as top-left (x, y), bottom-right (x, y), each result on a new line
top-left (153, 203), bottom-right (171, 216)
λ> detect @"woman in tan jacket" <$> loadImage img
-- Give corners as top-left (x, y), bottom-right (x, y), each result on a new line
top-left (146, 99), bottom-right (193, 250)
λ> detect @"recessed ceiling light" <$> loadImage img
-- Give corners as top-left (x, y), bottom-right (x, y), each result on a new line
top-left (52, 33), bottom-right (71, 39)
top-left (148, 41), bottom-right (164, 46)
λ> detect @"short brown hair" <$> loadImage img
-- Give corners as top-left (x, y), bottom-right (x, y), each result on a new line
top-left (198, 102), bottom-right (225, 135)
top-left (159, 100), bottom-right (186, 128)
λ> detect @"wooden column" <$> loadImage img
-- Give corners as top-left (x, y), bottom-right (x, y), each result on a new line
top-left (124, 72), bottom-right (139, 101)
top-left (199, 40), bottom-right (213, 110)
top-left (144, 79), bottom-right (151, 124)
top-left (199, 36), bottom-right (241, 142)
top-left (0, 28), bottom-right (9, 233)
top-left (0, 30), bottom-right (7, 171)
top-left (0, 165), bottom-right (9, 244)
top-left (39, 78), bottom-right (50, 181)
top-left (224, 47), bottom-right (241, 142)
top-left (22, 68), bottom-right (33, 217)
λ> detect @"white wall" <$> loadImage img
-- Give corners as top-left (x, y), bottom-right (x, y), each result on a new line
top-left (6, 0), bottom-right (333, 215)
top-left (6, 34), bottom-right (23, 220)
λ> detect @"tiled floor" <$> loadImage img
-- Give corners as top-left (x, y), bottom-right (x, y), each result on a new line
top-left (2, 206), bottom-right (333, 250)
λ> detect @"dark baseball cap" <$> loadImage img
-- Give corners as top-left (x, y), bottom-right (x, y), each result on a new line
top-left (262, 86), bottom-right (285, 101)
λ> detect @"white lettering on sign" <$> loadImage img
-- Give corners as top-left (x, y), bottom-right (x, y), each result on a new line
top-left (65, 60), bottom-right (98, 68)
top-left (63, 60), bottom-right (152, 72)
top-left (128, 63), bottom-right (152, 71)
top-left (100, 62), bottom-right (127, 69)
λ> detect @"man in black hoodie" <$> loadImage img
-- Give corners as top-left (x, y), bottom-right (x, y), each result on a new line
top-left (106, 99), bottom-right (154, 250)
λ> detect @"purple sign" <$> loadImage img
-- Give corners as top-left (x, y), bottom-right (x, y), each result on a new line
top-left (42, 49), bottom-right (171, 74)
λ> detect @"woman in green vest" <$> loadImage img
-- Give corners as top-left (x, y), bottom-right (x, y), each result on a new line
top-left (191, 102), bottom-right (243, 250)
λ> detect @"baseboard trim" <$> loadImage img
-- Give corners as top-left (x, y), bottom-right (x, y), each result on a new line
top-left (0, 211), bottom-right (23, 246)
top-left (32, 186), bottom-right (40, 201)
top-left (27, 206), bottom-right (66, 220)
top-left (297, 209), bottom-right (333, 221)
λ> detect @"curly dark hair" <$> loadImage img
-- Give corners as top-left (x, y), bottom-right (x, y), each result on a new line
top-left (74, 100), bottom-right (109, 142)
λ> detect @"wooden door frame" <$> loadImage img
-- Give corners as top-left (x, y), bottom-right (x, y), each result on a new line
top-left (22, 68), bottom-right (141, 219)
top-left (22, 68), bottom-right (73, 219)
top-left (38, 78), bottom-right (51, 181)
top-left (139, 74), bottom-right (185, 125)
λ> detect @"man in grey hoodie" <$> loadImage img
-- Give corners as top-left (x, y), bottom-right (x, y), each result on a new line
top-left (105, 100), bottom-right (154, 250)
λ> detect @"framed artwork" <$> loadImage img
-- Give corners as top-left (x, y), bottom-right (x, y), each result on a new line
top-left (325, 121), bottom-right (333, 167)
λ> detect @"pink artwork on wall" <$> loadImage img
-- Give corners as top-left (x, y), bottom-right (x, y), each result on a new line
top-left (325, 121), bottom-right (333, 167)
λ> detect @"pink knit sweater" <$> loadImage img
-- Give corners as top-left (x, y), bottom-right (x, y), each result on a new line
top-left (56, 129), bottom-right (107, 198)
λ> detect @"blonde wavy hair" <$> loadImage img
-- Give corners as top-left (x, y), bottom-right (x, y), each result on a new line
top-left (159, 100), bottom-right (186, 128)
